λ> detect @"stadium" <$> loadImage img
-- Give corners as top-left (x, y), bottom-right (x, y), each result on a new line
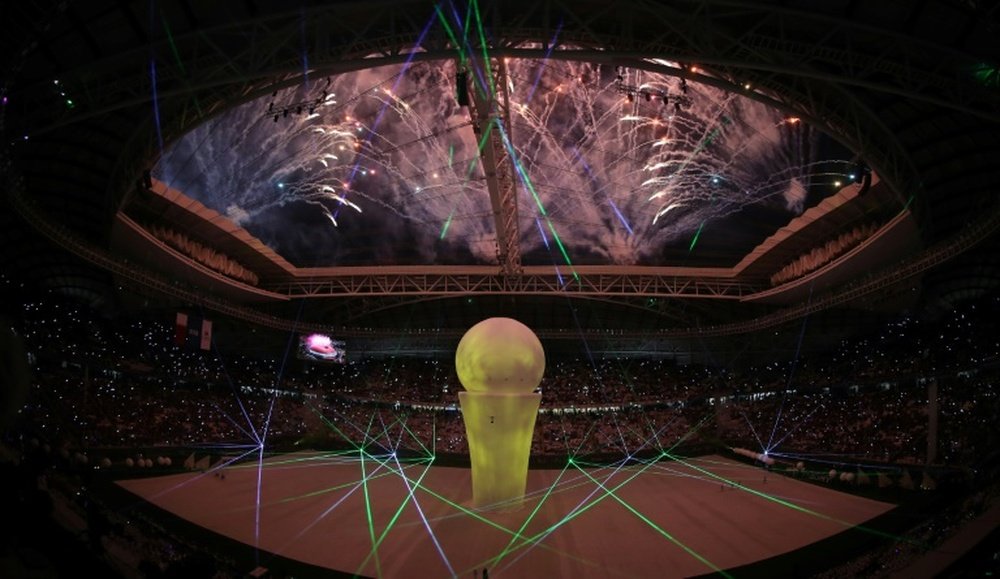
top-left (1, 1), bottom-right (999, 577)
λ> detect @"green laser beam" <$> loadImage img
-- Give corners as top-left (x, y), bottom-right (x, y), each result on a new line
top-left (237, 463), bottom-right (426, 514)
top-left (160, 15), bottom-right (205, 116)
top-left (476, 116), bottom-right (495, 154)
top-left (396, 413), bottom-right (435, 459)
top-left (360, 447), bottom-right (384, 578)
top-left (267, 477), bottom-right (372, 557)
top-left (434, 5), bottom-right (466, 66)
top-left (569, 414), bottom-right (603, 459)
top-left (471, 0), bottom-right (495, 99)
top-left (405, 479), bottom-right (518, 533)
top-left (973, 63), bottom-right (999, 87)
top-left (440, 208), bottom-right (456, 239)
top-left (382, 414), bottom-right (433, 461)
top-left (463, 1), bottom-right (473, 50)
top-left (223, 449), bottom-right (356, 470)
top-left (369, 411), bottom-right (409, 453)
top-left (665, 453), bottom-right (917, 544)
top-left (490, 462), bottom-right (572, 568)
top-left (357, 457), bottom-right (437, 573)
top-left (494, 460), bottom-right (662, 571)
top-left (689, 220), bottom-right (705, 252)
top-left (399, 473), bottom-right (610, 572)
top-left (304, 401), bottom-right (364, 452)
top-left (160, 15), bottom-right (186, 76)
top-left (456, 116), bottom-right (494, 185)
top-left (607, 360), bottom-right (665, 452)
top-left (362, 411), bottom-right (390, 449)
top-left (496, 456), bottom-right (665, 562)
top-left (666, 412), bottom-right (714, 455)
top-left (494, 122), bottom-right (579, 277)
top-left (545, 218), bottom-right (579, 279)
top-left (273, 470), bottom-right (397, 504)
top-left (573, 463), bottom-right (732, 577)
top-left (694, 126), bottom-right (722, 154)
top-left (361, 409), bottom-right (385, 449)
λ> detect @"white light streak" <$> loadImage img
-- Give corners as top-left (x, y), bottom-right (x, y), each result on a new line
top-left (652, 203), bottom-right (684, 224)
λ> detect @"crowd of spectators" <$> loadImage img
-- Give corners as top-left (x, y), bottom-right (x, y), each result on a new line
top-left (717, 385), bottom-right (931, 464)
top-left (147, 222), bottom-right (260, 286)
top-left (4, 275), bottom-right (1000, 577)
top-left (770, 221), bottom-right (880, 286)
top-left (7, 284), bottom-right (1000, 466)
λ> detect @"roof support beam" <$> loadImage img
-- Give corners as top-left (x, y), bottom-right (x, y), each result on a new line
top-left (465, 55), bottom-right (522, 275)
top-left (264, 271), bottom-right (761, 299)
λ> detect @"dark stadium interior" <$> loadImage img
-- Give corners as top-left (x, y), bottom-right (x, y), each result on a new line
top-left (2, 1), bottom-right (1000, 578)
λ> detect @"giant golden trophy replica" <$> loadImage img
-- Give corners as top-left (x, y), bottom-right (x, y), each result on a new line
top-left (455, 317), bottom-right (545, 510)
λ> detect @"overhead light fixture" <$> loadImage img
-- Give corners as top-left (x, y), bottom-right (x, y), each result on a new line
top-left (456, 71), bottom-right (469, 106)
top-left (852, 161), bottom-right (870, 183)
top-left (854, 160), bottom-right (872, 196)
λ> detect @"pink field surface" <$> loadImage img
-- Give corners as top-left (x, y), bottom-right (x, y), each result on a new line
top-left (117, 453), bottom-right (892, 578)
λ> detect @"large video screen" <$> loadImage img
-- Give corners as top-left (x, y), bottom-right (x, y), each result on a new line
top-left (298, 333), bottom-right (346, 363)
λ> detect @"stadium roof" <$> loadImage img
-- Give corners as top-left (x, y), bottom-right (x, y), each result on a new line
top-left (2, 0), bottom-right (999, 359)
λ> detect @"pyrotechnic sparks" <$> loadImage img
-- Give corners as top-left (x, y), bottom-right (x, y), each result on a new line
top-left (652, 202), bottom-right (685, 224)
top-left (154, 52), bottom-right (852, 267)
